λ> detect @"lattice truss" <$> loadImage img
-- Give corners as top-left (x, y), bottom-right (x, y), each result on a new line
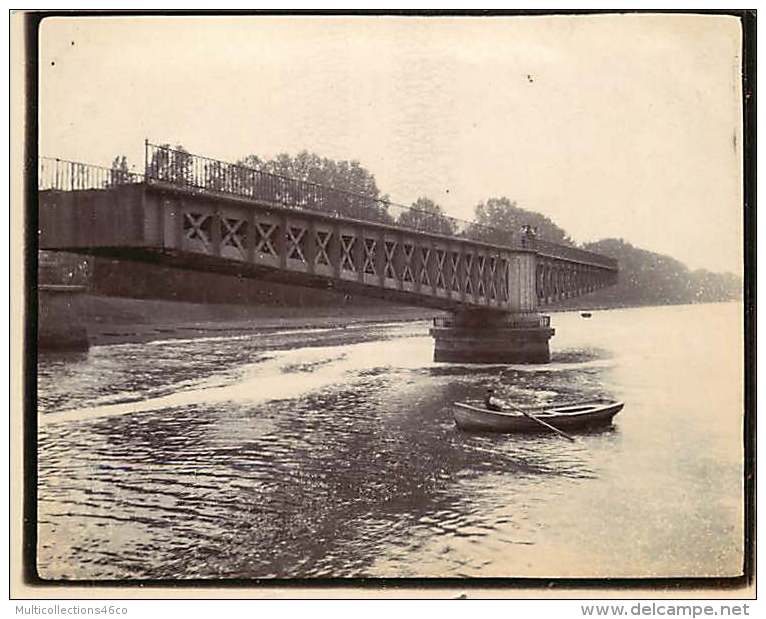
top-left (401, 243), bottom-right (414, 283)
top-left (535, 259), bottom-right (606, 304)
top-left (383, 241), bottom-right (397, 279)
top-left (340, 234), bottom-right (356, 272)
top-left (183, 212), bottom-right (213, 252)
top-left (463, 253), bottom-right (474, 296)
top-left (254, 221), bottom-right (277, 257)
top-left (182, 210), bottom-right (527, 306)
top-left (450, 252), bottom-right (461, 292)
top-left (363, 238), bottom-right (376, 275)
top-left (315, 230), bottom-right (331, 266)
top-left (434, 249), bottom-right (446, 289)
top-left (287, 226), bottom-right (306, 261)
top-left (222, 217), bottom-right (247, 255)
top-left (500, 258), bottom-right (509, 301)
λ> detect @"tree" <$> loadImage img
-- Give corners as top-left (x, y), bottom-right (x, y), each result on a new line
top-left (236, 149), bottom-right (393, 224)
top-left (397, 197), bottom-right (458, 235)
top-left (146, 144), bottom-right (193, 185)
top-left (237, 154), bottom-right (265, 171)
top-left (467, 197), bottom-right (574, 246)
top-left (109, 155), bottom-right (131, 186)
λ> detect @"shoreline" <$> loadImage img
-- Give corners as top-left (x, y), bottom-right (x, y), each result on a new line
top-left (87, 314), bottom-right (436, 348)
top-left (68, 295), bottom-right (739, 348)
top-left (79, 296), bottom-right (442, 347)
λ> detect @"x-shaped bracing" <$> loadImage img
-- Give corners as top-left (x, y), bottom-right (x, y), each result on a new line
top-left (221, 217), bottom-right (246, 256)
top-left (419, 247), bottom-right (432, 287)
top-left (487, 257), bottom-right (498, 300)
top-left (477, 255), bottom-right (487, 298)
top-left (287, 226), bottom-right (307, 262)
top-left (464, 254), bottom-right (474, 295)
top-left (184, 213), bottom-right (211, 252)
top-left (254, 222), bottom-right (277, 256)
top-left (315, 230), bottom-right (331, 266)
top-left (363, 238), bottom-right (377, 275)
top-left (340, 234), bottom-right (356, 272)
top-left (435, 249), bottom-right (446, 289)
top-left (402, 244), bottom-right (414, 283)
top-left (384, 240), bottom-right (398, 279)
top-left (450, 252), bottom-right (461, 292)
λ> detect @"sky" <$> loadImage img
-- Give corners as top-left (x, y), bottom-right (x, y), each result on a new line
top-left (38, 14), bottom-right (743, 274)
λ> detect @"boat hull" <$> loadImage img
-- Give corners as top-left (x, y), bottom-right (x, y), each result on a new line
top-left (453, 400), bottom-right (624, 433)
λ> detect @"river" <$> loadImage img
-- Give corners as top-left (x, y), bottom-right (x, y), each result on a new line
top-left (36, 302), bottom-right (744, 580)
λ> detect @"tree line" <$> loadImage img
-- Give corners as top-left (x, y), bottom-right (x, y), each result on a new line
top-left (553, 238), bottom-right (742, 308)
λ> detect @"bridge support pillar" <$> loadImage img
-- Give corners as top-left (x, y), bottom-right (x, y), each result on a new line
top-left (430, 309), bottom-right (554, 364)
top-left (38, 285), bottom-right (90, 351)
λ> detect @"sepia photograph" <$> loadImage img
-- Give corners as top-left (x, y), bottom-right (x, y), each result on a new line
top-left (14, 9), bottom-right (753, 597)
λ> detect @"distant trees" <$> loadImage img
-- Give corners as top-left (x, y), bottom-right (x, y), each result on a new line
top-left (256, 151), bottom-right (380, 196)
top-left (104, 155), bottom-right (136, 188)
top-left (571, 238), bottom-right (743, 307)
top-left (688, 269), bottom-right (742, 302)
top-left (146, 144), bottom-right (193, 185)
top-left (466, 197), bottom-right (574, 246)
top-left (397, 197), bottom-right (458, 235)
top-left (233, 150), bottom-right (394, 224)
top-left (110, 155), bottom-right (129, 178)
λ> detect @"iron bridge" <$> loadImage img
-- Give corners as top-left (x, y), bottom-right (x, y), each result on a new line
top-left (38, 144), bottom-right (618, 314)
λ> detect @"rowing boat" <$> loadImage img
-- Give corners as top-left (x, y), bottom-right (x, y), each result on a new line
top-left (453, 399), bottom-right (624, 433)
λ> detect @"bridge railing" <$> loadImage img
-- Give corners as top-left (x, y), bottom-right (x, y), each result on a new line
top-left (533, 239), bottom-right (618, 270)
top-left (144, 142), bottom-right (523, 247)
top-left (38, 147), bottom-right (618, 272)
top-left (39, 157), bottom-right (144, 192)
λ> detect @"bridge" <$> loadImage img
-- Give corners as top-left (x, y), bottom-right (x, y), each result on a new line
top-left (37, 143), bottom-right (618, 362)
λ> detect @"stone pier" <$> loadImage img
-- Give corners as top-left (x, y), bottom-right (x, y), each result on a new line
top-left (38, 284), bottom-right (90, 351)
top-left (429, 248), bottom-right (555, 364)
top-left (430, 309), bottom-right (555, 364)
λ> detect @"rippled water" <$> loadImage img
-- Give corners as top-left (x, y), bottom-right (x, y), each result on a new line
top-left (37, 303), bottom-right (744, 580)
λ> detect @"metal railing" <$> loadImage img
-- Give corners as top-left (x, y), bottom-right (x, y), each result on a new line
top-left (39, 157), bottom-right (144, 192)
top-left (37, 144), bottom-right (617, 272)
top-left (143, 142), bottom-right (524, 245)
top-left (534, 239), bottom-right (618, 270)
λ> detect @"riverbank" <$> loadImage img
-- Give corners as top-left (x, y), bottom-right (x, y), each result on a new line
top-left (79, 295), bottom-right (442, 347)
top-left (70, 294), bottom-right (732, 347)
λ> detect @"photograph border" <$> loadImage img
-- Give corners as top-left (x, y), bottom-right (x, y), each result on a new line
top-left (12, 8), bottom-right (757, 599)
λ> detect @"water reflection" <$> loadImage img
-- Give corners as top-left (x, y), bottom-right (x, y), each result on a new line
top-left (38, 359), bottom-right (607, 578)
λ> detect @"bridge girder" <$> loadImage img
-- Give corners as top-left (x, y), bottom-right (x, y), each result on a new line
top-left (39, 183), bottom-right (618, 313)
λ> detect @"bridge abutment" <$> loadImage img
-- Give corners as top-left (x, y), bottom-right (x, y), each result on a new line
top-left (38, 285), bottom-right (90, 351)
top-left (430, 309), bottom-right (554, 364)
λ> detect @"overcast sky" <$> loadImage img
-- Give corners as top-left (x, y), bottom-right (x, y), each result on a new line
top-left (39, 14), bottom-right (743, 274)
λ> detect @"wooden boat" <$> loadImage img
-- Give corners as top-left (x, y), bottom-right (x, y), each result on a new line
top-left (581, 312), bottom-right (592, 318)
top-left (453, 399), bottom-right (624, 433)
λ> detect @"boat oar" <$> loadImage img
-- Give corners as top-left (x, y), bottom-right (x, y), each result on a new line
top-left (501, 400), bottom-right (577, 442)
